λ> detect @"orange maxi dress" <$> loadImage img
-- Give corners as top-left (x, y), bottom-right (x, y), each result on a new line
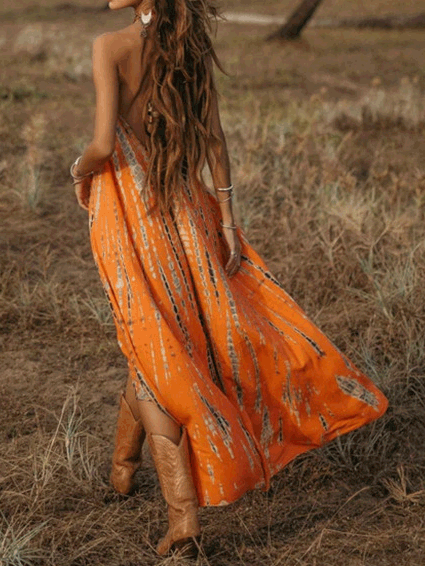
top-left (88, 114), bottom-right (388, 507)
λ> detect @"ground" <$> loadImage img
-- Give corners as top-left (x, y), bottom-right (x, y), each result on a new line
top-left (1, 1), bottom-right (425, 565)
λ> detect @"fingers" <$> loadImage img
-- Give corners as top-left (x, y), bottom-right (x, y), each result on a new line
top-left (77, 197), bottom-right (89, 211)
top-left (74, 184), bottom-right (90, 211)
top-left (225, 249), bottom-right (242, 277)
top-left (76, 194), bottom-right (89, 211)
top-left (222, 230), bottom-right (242, 277)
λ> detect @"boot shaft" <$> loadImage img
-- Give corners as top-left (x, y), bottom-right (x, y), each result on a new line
top-left (147, 428), bottom-right (198, 507)
top-left (110, 392), bottom-right (145, 494)
top-left (147, 428), bottom-right (200, 555)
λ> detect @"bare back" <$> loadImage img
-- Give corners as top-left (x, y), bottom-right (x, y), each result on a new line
top-left (104, 24), bottom-right (222, 150)
top-left (111, 25), bottom-right (155, 146)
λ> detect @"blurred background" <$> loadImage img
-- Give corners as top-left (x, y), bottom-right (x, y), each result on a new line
top-left (1, 1), bottom-right (425, 565)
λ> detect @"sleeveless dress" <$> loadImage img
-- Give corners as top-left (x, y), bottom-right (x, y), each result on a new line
top-left (88, 114), bottom-right (388, 507)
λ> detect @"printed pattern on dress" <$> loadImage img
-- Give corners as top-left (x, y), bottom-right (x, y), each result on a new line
top-left (88, 114), bottom-right (389, 506)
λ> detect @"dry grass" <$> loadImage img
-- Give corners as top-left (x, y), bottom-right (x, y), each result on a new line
top-left (2, 1), bottom-right (425, 565)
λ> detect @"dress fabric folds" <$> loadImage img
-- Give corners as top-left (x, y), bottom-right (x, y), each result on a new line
top-left (88, 115), bottom-right (388, 507)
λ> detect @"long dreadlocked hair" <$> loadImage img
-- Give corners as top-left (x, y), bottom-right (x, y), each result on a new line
top-left (130, 0), bottom-right (228, 218)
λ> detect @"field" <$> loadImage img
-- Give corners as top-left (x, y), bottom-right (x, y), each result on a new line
top-left (1, 1), bottom-right (425, 565)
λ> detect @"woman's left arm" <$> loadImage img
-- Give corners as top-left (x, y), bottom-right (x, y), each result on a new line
top-left (73, 34), bottom-right (119, 178)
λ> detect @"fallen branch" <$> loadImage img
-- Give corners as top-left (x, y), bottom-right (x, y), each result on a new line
top-left (312, 12), bottom-right (425, 30)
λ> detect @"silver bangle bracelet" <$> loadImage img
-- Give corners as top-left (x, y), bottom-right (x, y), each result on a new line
top-left (216, 184), bottom-right (233, 192)
top-left (220, 220), bottom-right (237, 230)
top-left (70, 156), bottom-right (95, 180)
top-left (218, 194), bottom-right (232, 203)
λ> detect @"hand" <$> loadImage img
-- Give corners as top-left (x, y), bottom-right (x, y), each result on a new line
top-left (222, 224), bottom-right (242, 277)
top-left (74, 177), bottom-right (91, 211)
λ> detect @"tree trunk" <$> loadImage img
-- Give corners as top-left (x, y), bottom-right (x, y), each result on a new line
top-left (266, 0), bottom-right (325, 41)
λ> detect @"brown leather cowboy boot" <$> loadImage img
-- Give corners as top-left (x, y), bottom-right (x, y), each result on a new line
top-left (110, 392), bottom-right (145, 495)
top-left (147, 428), bottom-right (201, 557)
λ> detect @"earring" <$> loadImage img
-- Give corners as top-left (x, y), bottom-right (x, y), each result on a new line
top-left (141, 10), bottom-right (152, 25)
top-left (133, 9), bottom-right (153, 38)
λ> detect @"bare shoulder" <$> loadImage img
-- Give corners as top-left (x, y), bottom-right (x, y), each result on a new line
top-left (92, 28), bottom-right (135, 64)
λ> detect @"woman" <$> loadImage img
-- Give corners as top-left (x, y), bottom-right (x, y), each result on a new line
top-left (70, 0), bottom-right (388, 558)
